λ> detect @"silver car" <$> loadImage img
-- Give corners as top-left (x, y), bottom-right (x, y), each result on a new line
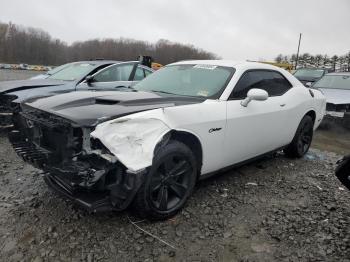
top-left (313, 72), bottom-right (350, 128)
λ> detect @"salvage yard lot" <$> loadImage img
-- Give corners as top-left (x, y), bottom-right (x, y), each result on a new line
top-left (0, 71), bottom-right (349, 261)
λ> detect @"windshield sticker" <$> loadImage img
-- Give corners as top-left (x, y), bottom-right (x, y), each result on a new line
top-left (193, 64), bottom-right (217, 70)
top-left (197, 90), bottom-right (209, 97)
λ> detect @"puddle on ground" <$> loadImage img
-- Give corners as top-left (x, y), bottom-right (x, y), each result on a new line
top-left (312, 125), bottom-right (350, 155)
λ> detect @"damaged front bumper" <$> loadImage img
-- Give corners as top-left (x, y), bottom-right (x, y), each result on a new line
top-left (8, 112), bottom-right (147, 212)
top-left (43, 167), bottom-right (146, 212)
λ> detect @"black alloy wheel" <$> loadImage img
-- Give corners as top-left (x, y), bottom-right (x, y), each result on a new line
top-left (149, 153), bottom-right (192, 211)
top-left (132, 141), bottom-right (197, 220)
top-left (297, 119), bottom-right (313, 155)
top-left (284, 115), bottom-right (314, 158)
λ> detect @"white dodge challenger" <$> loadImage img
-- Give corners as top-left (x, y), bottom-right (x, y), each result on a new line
top-left (10, 60), bottom-right (326, 220)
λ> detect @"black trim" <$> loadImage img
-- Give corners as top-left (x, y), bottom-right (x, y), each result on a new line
top-left (228, 69), bottom-right (293, 100)
top-left (199, 146), bottom-right (286, 180)
top-left (128, 62), bottom-right (140, 81)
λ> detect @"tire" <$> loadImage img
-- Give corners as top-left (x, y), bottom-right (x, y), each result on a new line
top-left (132, 140), bottom-right (197, 220)
top-left (335, 156), bottom-right (350, 190)
top-left (284, 115), bottom-right (314, 158)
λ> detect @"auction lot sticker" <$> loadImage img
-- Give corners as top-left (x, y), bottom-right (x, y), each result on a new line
top-left (193, 64), bottom-right (217, 70)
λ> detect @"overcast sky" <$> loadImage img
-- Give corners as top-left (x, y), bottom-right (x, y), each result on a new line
top-left (0, 0), bottom-right (349, 61)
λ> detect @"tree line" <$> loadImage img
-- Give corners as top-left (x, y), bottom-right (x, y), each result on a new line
top-left (0, 22), bottom-right (218, 66)
top-left (275, 52), bottom-right (350, 71)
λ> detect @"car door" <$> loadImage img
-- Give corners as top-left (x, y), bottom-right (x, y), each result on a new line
top-left (77, 62), bottom-right (137, 90)
top-left (224, 69), bottom-right (293, 165)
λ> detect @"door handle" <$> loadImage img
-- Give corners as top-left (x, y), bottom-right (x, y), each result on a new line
top-left (280, 103), bottom-right (286, 107)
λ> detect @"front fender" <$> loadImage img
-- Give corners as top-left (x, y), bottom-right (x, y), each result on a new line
top-left (91, 117), bottom-right (171, 173)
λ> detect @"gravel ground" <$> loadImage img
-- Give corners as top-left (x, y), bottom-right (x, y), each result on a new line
top-left (0, 134), bottom-right (349, 262)
top-left (0, 70), bottom-right (349, 261)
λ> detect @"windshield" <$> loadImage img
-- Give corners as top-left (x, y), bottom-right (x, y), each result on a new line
top-left (47, 63), bottom-right (72, 75)
top-left (294, 68), bottom-right (325, 78)
top-left (313, 75), bottom-right (350, 90)
top-left (48, 62), bottom-right (95, 81)
top-left (134, 64), bottom-right (234, 98)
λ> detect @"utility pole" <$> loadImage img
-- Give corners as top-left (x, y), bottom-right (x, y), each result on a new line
top-left (295, 33), bottom-right (302, 69)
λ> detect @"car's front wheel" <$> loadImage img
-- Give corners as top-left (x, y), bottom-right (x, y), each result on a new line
top-left (132, 140), bottom-right (197, 220)
top-left (284, 115), bottom-right (314, 158)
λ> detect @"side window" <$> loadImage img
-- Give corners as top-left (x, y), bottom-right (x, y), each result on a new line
top-left (144, 69), bottom-right (152, 77)
top-left (134, 67), bottom-right (145, 81)
top-left (94, 64), bottom-right (134, 82)
top-left (230, 70), bottom-right (292, 99)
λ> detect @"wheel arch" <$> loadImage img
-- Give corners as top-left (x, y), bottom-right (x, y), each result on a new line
top-left (158, 129), bottom-right (203, 176)
top-left (304, 109), bottom-right (316, 124)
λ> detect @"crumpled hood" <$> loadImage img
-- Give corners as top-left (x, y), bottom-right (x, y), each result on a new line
top-left (23, 90), bottom-right (204, 126)
top-left (0, 79), bottom-right (66, 94)
top-left (319, 88), bottom-right (350, 105)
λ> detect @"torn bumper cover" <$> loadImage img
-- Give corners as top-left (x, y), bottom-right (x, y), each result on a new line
top-left (43, 167), bottom-right (146, 212)
top-left (8, 111), bottom-right (168, 212)
top-left (91, 117), bottom-right (171, 172)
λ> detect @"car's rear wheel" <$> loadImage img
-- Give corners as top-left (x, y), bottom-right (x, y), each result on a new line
top-left (284, 115), bottom-right (314, 158)
top-left (132, 140), bottom-right (197, 220)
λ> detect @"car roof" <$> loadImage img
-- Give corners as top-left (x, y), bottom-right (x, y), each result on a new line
top-left (168, 60), bottom-right (285, 70)
top-left (71, 60), bottom-right (133, 65)
top-left (326, 72), bottom-right (350, 76)
top-left (66, 60), bottom-right (145, 67)
top-left (296, 68), bottom-right (328, 70)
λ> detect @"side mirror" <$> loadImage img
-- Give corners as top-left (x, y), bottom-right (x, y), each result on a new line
top-left (240, 88), bottom-right (268, 107)
top-left (85, 75), bottom-right (94, 84)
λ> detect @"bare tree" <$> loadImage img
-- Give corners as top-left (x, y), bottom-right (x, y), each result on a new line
top-left (0, 22), bottom-right (218, 66)
top-left (273, 52), bottom-right (349, 72)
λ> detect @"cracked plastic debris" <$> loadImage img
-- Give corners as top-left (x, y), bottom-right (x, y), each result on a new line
top-left (91, 118), bottom-right (170, 172)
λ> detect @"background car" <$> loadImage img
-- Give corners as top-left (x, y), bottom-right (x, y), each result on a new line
top-left (19, 64), bottom-right (29, 70)
top-left (3, 64), bottom-right (12, 69)
top-left (313, 72), bottom-right (350, 129)
top-left (0, 60), bottom-right (153, 127)
top-left (294, 68), bottom-right (332, 87)
top-left (8, 61), bottom-right (326, 220)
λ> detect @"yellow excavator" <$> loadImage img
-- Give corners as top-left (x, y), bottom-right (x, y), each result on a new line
top-left (260, 61), bottom-right (294, 72)
top-left (138, 55), bottom-right (163, 71)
